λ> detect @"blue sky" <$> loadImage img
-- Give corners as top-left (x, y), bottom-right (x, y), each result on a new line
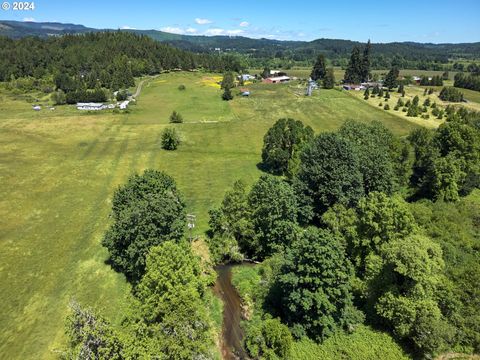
top-left (1, 0), bottom-right (479, 43)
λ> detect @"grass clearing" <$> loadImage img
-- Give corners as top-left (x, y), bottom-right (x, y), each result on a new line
top-left (1, 71), bottom-right (421, 359)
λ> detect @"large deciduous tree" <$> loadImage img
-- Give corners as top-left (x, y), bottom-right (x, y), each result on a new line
top-left (261, 118), bottom-right (314, 177)
top-left (278, 227), bottom-right (361, 340)
top-left (338, 120), bottom-right (397, 195)
top-left (102, 170), bottom-right (186, 282)
top-left (132, 241), bottom-right (212, 359)
top-left (297, 132), bottom-right (364, 218)
top-left (248, 175), bottom-right (299, 258)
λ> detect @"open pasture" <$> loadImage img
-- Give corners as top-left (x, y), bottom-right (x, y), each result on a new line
top-left (0, 71), bottom-right (420, 359)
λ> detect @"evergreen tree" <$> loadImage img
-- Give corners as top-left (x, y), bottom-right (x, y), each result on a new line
top-left (161, 128), bottom-right (181, 150)
top-left (261, 67), bottom-right (271, 79)
top-left (323, 68), bottom-right (335, 89)
top-left (361, 40), bottom-right (372, 82)
top-left (384, 66), bottom-right (399, 89)
top-left (310, 54), bottom-right (327, 81)
top-left (364, 88), bottom-right (370, 100)
top-left (344, 46), bottom-right (363, 84)
top-left (169, 110), bottom-right (183, 123)
top-left (222, 87), bottom-right (233, 101)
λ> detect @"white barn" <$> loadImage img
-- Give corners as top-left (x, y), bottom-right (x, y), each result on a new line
top-left (76, 103), bottom-right (107, 111)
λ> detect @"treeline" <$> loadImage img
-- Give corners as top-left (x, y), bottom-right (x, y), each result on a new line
top-left (420, 75), bottom-right (444, 86)
top-left (0, 31), bottom-right (240, 86)
top-left (454, 72), bottom-right (480, 91)
top-left (208, 114), bottom-right (480, 358)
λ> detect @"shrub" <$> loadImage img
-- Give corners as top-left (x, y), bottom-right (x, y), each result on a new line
top-left (378, 102), bottom-right (383, 106)
top-left (222, 87), bottom-right (233, 101)
top-left (169, 110), bottom-right (183, 123)
top-left (394, 105), bottom-right (399, 111)
top-left (161, 127), bottom-right (181, 150)
top-left (244, 318), bottom-right (293, 359)
top-left (402, 107), bottom-right (407, 112)
top-left (51, 90), bottom-right (66, 105)
top-left (384, 104), bottom-right (390, 110)
top-left (407, 106), bottom-right (419, 117)
top-left (178, 84), bottom-right (186, 90)
top-left (116, 90), bottom-right (128, 101)
top-left (412, 95), bottom-right (420, 106)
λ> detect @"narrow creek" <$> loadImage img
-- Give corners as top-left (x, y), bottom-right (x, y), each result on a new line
top-left (213, 264), bottom-right (248, 360)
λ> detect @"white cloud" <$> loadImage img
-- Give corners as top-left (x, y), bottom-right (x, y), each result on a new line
top-left (120, 25), bottom-right (136, 30)
top-left (195, 18), bottom-right (212, 25)
top-left (239, 21), bottom-right (249, 27)
top-left (185, 27), bottom-right (198, 34)
top-left (23, 17), bottom-right (35, 22)
top-left (160, 27), bottom-right (185, 34)
top-left (227, 29), bottom-right (244, 36)
top-left (204, 28), bottom-right (244, 36)
top-left (205, 28), bottom-right (225, 36)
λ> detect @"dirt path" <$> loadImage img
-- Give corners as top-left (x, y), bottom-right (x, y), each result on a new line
top-left (132, 79), bottom-right (146, 98)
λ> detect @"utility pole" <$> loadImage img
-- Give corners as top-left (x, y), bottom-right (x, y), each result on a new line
top-left (187, 214), bottom-right (196, 242)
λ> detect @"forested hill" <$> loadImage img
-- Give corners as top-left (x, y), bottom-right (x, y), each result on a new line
top-left (1, 20), bottom-right (480, 69)
top-left (0, 31), bottom-right (235, 84)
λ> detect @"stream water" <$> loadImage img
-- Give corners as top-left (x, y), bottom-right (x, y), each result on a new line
top-left (213, 264), bottom-right (248, 360)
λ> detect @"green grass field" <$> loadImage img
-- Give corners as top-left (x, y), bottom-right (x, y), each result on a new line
top-left (0, 71), bottom-right (421, 359)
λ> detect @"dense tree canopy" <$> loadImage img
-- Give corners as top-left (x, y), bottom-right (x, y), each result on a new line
top-left (297, 132), bottom-right (364, 218)
top-left (247, 175), bottom-right (299, 259)
top-left (278, 227), bottom-right (361, 341)
top-left (103, 170), bottom-right (186, 282)
top-left (0, 31), bottom-right (234, 88)
top-left (338, 121), bottom-right (398, 195)
top-left (261, 118), bottom-right (314, 177)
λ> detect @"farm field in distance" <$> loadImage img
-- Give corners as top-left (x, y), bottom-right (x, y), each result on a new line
top-left (0, 71), bottom-right (425, 359)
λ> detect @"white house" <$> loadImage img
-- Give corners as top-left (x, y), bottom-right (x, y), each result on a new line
top-left (76, 103), bottom-right (107, 111)
top-left (239, 74), bottom-right (255, 81)
top-left (119, 100), bottom-right (129, 110)
top-left (32, 105), bottom-right (41, 111)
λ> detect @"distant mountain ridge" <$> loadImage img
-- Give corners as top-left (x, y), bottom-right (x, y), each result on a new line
top-left (1, 20), bottom-right (479, 64)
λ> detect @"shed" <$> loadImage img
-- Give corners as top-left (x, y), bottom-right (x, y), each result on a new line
top-left (263, 76), bottom-right (290, 84)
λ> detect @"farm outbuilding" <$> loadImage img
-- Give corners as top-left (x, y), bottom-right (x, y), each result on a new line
top-left (342, 84), bottom-right (366, 91)
top-left (239, 74), bottom-right (255, 81)
top-left (76, 103), bottom-right (107, 111)
top-left (263, 76), bottom-right (290, 84)
top-left (240, 88), bottom-right (251, 96)
top-left (119, 100), bottom-right (129, 109)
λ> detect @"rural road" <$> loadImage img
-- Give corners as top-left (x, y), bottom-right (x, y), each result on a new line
top-left (132, 79), bottom-right (146, 98)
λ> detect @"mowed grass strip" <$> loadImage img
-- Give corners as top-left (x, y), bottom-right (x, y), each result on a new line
top-left (1, 72), bottom-right (419, 359)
